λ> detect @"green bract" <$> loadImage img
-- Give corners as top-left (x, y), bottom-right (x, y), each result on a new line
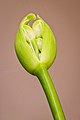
top-left (14, 13), bottom-right (56, 75)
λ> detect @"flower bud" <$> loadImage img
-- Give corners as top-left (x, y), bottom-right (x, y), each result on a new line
top-left (14, 13), bottom-right (56, 75)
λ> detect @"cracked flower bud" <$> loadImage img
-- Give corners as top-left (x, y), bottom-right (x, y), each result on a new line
top-left (14, 13), bottom-right (56, 75)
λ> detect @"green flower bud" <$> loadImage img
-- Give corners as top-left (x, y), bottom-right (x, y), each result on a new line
top-left (14, 13), bottom-right (56, 75)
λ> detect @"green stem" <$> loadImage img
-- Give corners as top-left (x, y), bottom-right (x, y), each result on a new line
top-left (35, 65), bottom-right (66, 120)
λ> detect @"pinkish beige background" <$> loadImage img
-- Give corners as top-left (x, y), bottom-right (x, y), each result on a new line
top-left (0, 0), bottom-right (80, 120)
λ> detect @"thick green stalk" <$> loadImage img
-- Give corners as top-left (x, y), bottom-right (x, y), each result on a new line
top-left (35, 65), bottom-right (66, 120)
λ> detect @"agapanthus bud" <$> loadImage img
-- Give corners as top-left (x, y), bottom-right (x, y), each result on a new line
top-left (14, 13), bottom-right (56, 75)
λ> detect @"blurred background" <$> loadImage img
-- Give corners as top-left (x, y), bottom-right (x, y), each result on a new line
top-left (0, 0), bottom-right (80, 120)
